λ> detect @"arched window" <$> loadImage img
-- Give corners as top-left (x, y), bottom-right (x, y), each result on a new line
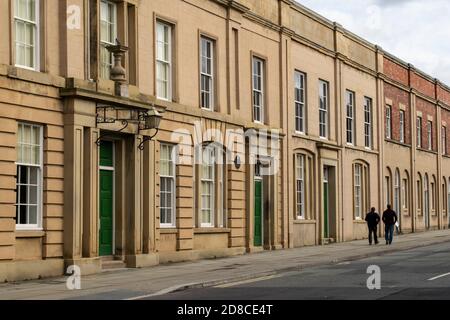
top-left (417, 173), bottom-right (423, 214)
top-left (195, 143), bottom-right (227, 228)
top-left (385, 167), bottom-right (392, 208)
top-left (354, 161), bottom-right (370, 219)
top-left (442, 177), bottom-right (448, 217)
top-left (424, 174), bottom-right (430, 228)
top-left (294, 151), bottom-right (314, 220)
top-left (394, 169), bottom-right (400, 215)
top-left (431, 175), bottom-right (437, 213)
top-left (402, 171), bottom-right (409, 214)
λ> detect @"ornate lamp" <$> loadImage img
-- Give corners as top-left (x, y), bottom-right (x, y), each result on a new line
top-left (138, 108), bottom-right (162, 150)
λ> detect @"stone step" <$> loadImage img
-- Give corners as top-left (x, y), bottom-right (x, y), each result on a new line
top-left (321, 238), bottom-right (336, 245)
top-left (102, 260), bottom-right (126, 270)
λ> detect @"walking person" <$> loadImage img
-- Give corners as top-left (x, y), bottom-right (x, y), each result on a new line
top-left (382, 204), bottom-right (398, 245)
top-left (365, 207), bottom-right (380, 245)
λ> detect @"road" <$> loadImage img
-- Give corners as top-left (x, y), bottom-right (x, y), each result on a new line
top-left (149, 241), bottom-right (450, 300)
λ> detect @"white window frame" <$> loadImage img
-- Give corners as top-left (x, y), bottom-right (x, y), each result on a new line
top-left (15, 123), bottom-right (43, 230)
top-left (200, 36), bottom-right (214, 110)
top-left (200, 146), bottom-right (215, 227)
top-left (156, 20), bottom-right (173, 101)
top-left (402, 178), bottom-right (408, 209)
top-left (99, 0), bottom-right (117, 79)
top-left (294, 71), bottom-right (306, 134)
top-left (159, 144), bottom-right (176, 228)
top-left (399, 110), bottom-right (405, 143)
top-left (394, 170), bottom-right (400, 215)
top-left (417, 116), bottom-right (422, 148)
top-left (295, 154), bottom-right (305, 219)
top-left (319, 80), bottom-right (329, 139)
top-left (427, 121), bottom-right (433, 151)
top-left (354, 164), bottom-right (362, 219)
top-left (385, 106), bottom-right (392, 139)
top-left (364, 97), bottom-right (372, 149)
top-left (424, 175), bottom-right (429, 219)
top-left (14, 0), bottom-right (40, 71)
top-left (442, 126), bottom-right (447, 155)
top-left (346, 90), bottom-right (355, 145)
top-left (252, 57), bottom-right (264, 124)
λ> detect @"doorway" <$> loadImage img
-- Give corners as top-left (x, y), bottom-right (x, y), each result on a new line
top-left (254, 165), bottom-right (263, 247)
top-left (323, 166), bottom-right (329, 238)
top-left (99, 140), bottom-right (115, 256)
top-left (322, 165), bottom-right (337, 242)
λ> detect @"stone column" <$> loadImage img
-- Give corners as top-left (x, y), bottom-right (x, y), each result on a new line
top-left (143, 139), bottom-right (156, 254)
top-left (126, 135), bottom-right (158, 267)
top-left (63, 124), bottom-right (84, 262)
top-left (82, 127), bottom-right (100, 258)
top-left (63, 98), bottom-right (101, 275)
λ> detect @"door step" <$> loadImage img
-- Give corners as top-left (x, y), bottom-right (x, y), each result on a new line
top-left (321, 238), bottom-right (336, 245)
top-left (101, 256), bottom-right (126, 270)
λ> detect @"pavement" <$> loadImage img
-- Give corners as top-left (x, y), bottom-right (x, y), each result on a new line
top-left (1, 229), bottom-right (450, 300)
top-left (154, 241), bottom-right (450, 300)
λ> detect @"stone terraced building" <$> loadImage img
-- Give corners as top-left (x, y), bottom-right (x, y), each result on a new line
top-left (0, 0), bottom-right (449, 282)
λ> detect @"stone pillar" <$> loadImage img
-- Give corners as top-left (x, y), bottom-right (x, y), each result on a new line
top-left (63, 124), bottom-right (84, 262)
top-left (63, 98), bottom-right (101, 275)
top-left (143, 139), bottom-right (156, 254)
top-left (410, 91), bottom-right (417, 232)
top-left (126, 135), bottom-right (158, 267)
top-left (82, 127), bottom-right (100, 257)
top-left (436, 101), bottom-right (443, 229)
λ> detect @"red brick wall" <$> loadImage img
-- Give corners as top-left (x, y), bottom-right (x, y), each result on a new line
top-left (437, 86), bottom-right (450, 106)
top-left (411, 73), bottom-right (435, 99)
top-left (442, 109), bottom-right (450, 155)
top-left (416, 97), bottom-right (437, 151)
top-left (384, 83), bottom-right (411, 145)
top-left (384, 58), bottom-right (409, 86)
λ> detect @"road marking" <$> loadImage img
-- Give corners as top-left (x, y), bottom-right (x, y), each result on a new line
top-left (214, 274), bottom-right (283, 288)
top-left (125, 284), bottom-right (196, 300)
top-left (427, 272), bottom-right (450, 281)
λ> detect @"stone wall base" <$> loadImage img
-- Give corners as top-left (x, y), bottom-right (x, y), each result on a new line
top-left (64, 257), bottom-right (102, 276)
top-left (159, 247), bottom-right (245, 264)
top-left (0, 259), bottom-right (64, 283)
top-left (126, 253), bottom-right (159, 268)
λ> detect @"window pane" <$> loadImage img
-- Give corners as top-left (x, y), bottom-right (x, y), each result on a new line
top-left (19, 205), bottom-right (27, 224)
top-left (28, 205), bottom-right (37, 224)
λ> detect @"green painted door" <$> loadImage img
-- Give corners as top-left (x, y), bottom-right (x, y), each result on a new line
top-left (99, 141), bottom-right (114, 256)
top-left (254, 180), bottom-right (262, 247)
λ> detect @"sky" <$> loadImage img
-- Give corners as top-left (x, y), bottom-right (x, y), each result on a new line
top-left (296, 0), bottom-right (450, 84)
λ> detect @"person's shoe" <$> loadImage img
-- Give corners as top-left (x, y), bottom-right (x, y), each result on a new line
top-left (375, 241), bottom-right (379, 245)
top-left (386, 241), bottom-right (389, 245)
top-left (369, 243), bottom-right (372, 245)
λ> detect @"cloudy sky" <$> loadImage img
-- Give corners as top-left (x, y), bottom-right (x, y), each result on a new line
top-left (296, 0), bottom-right (450, 84)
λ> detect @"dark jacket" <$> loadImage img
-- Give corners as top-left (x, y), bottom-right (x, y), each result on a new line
top-left (382, 209), bottom-right (398, 226)
top-left (365, 211), bottom-right (380, 227)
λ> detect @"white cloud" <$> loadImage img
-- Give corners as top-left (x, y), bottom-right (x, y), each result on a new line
top-left (296, 0), bottom-right (450, 84)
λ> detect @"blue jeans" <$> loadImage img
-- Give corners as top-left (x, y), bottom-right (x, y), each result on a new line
top-left (385, 225), bottom-right (395, 244)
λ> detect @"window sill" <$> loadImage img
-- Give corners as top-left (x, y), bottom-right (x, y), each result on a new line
top-left (194, 228), bottom-right (231, 234)
top-left (293, 219), bottom-right (316, 224)
top-left (15, 230), bottom-right (45, 238)
top-left (353, 219), bottom-right (366, 224)
top-left (6, 64), bottom-right (65, 88)
top-left (159, 228), bottom-right (177, 234)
